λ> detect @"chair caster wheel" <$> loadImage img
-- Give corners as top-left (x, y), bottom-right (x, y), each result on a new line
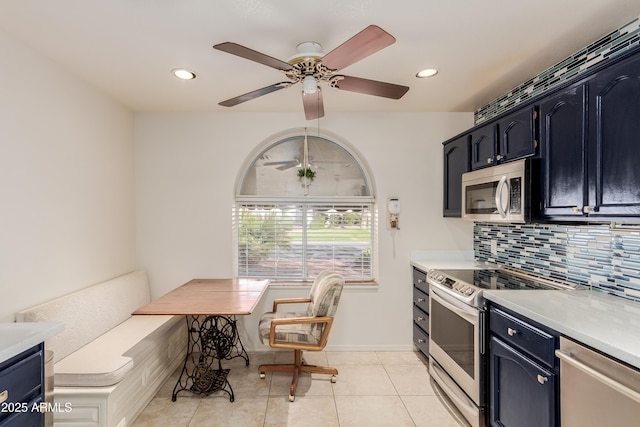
top-left (259, 372), bottom-right (266, 379)
top-left (288, 394), bottom-right (295, 402)
top-left (331, 375), bottom-right (337, 383)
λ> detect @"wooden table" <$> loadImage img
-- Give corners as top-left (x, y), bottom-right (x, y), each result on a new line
top-left (133, 278), bottom-right (270, 316)
top-left (133, 278), bottom-right (270, 401)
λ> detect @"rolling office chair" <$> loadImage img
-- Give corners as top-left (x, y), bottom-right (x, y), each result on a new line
top-left (258, 271), bottom-right (344, 401)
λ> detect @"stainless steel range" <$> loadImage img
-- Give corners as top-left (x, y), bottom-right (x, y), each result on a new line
top-left (426, 266), bottom-right (579, 427)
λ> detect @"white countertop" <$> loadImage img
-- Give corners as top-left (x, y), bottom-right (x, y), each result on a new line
top-left (411, 249), bottom-right (479, 272)
top-left (0, 322), bottom-right (64, 363)
top-left (484, 289), bottom-right (640, 370)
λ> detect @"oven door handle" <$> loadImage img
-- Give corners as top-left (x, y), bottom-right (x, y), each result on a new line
top-left (430, 287), bottom-right (479, 326)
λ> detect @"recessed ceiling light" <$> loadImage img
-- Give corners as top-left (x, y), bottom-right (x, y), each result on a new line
top-left (172, 68), bottom-right (196, 80)
top-left (416, 68), bottom-right (438, 78)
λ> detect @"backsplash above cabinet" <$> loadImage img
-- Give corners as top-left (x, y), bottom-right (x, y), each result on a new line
top-left (474, 222), bottom-right (640, 302)
top-left (475, 16), bottom-right (640, 124)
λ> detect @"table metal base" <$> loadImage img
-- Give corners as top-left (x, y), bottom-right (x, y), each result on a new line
top-left (171, 315), bottom-right (250, 401)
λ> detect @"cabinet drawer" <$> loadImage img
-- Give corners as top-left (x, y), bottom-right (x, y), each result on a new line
top-left (413, 323), bottom-right (429, 356)
top-left (0, 348), bottom-right (43, 420)
top-left (413, 287), bottom-right (429, 314)
top-left (412, 268), bottom-right (428, 293)
top-left (0, 396), bottom-right (43, 427)
top-left (413, 306), bottom-right (429, 334)
top-left (490, 307), bottom-right (556, 367)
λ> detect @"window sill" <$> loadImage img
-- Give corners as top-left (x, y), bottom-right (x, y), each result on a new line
top-left (267, 280), bottom-right (378, 291)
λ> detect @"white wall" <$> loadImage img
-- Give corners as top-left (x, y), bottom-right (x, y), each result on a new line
top-left (0, 31), bottom-right (136, 322)
top-left (135, 111), bottom-right (474, 350)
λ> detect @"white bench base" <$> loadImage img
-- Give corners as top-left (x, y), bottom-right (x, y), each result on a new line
top-left (53, 316), bottom-right (186, 427)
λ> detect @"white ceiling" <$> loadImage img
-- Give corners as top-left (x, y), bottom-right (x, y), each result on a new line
top-left (1, 1), bottom-right (639, 117)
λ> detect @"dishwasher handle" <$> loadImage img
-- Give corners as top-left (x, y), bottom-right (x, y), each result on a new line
top-left (556, 349), bottom-right (640, 404)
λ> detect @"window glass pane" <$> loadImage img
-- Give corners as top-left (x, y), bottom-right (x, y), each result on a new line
top-left (236, 203), bottom-right (372, 281)
top-left (238, 204), bottom-right (303, 278)
top-left (305, 205), bottom-right (372, 279)
top-left (240, 136), bottom-right (370, 197)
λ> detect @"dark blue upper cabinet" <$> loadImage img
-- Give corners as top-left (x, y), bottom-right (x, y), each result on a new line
top-left (588, 52), bottom-right (640, 218)
top-left (470, 109), bottom-right (537, 171)
top-left (540, 48), bottom-right (640, 221)
top-left (496, 106), bottom-right (538, 163)
top-left (470, 123), bottom-right (497, 170)
top-left (443, 135), bottom-right (470, 217)
top-left (540, 82), bottom-right (589, 219)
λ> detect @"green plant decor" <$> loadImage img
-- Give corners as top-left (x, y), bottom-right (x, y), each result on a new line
top-left (297, 168), bottom-right (316, 181)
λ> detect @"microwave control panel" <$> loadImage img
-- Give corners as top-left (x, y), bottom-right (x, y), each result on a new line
top-left (509, 177), bottom-right (522, 213)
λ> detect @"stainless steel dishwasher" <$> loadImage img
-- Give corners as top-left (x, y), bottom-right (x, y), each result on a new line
top-left (555, 336), bottom-right (640, 427)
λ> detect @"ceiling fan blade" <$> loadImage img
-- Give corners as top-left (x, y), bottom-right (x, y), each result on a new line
top-left (302, 90), bottom-right (325, 120)
top-left (213, 42), bottom-right (294, 71)
top-left (219, 82), bottom-right (291, 107)
top-left (263, 160), bottom-right (300, 170)
top-left (333, 75), bottom-right (409, 99)
top-left (276, 162), bottom-right (299, 171)
top-left (321, 25), bottom-right (396, 71)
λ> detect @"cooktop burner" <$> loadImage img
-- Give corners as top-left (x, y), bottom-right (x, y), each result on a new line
top-left (427, 266), bottom-right (579, 307)
top-left (436, 268), bottom-right (562, 291)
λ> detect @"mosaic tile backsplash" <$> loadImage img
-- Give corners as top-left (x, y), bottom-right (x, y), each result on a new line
top-left (475, 16), bottom-right (640, 124)
top-left (474, 222), bottom-right (640, 302)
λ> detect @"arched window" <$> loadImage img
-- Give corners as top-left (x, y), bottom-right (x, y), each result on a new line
top-left (234, 129), bottom-right (375, 281)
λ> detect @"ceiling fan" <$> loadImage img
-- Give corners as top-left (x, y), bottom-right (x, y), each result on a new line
top-left (213, 25), bottom-right (410, 120)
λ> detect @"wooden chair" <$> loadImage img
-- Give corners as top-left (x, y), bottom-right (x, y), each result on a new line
top-left (258, 271), bottom-right (344, 401)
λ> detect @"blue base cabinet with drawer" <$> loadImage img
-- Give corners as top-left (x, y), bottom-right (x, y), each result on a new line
top-left (0, 344), bottom-right (45, 427)
top-left (489, 305), bottom-right (559, 427)
top-left (412, 267), bottom-right (430, 356)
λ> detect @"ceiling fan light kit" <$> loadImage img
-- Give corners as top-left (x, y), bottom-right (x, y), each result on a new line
top-left (302, 75), bottom-right (318, 94)
top-left (213, 25), bottom-right (410, 120)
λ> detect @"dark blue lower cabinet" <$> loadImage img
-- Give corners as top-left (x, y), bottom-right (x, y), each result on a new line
top-left (490, 336), bottom-right (556, 427)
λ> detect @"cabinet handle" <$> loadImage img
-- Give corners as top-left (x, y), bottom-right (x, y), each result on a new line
top-left (417, 278), bottom-right (424, 284)
top-left (417, 298), bottom-right (426, 303)
top-left (0, 390), bottom-right (7, 403)
top-left (417, 316), bottom-right (425, 322)
top-left (583, 206), bottom-right (594, 213)
top-left (418, 338), bottom-right (426, 343)
top-left (507, 327), bottom-right (518, 336)
top-left (487, 157), bottom-right (494, 164)
top-left (496, 154), bottom-right (502, 161)
top-left (572, 206), bottom-right (582, 214)
top-left (537, 375), bottom-right (548, 385)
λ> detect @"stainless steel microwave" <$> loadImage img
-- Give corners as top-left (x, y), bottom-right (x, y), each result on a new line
top-left (461, 159), bottom-right (538, 223)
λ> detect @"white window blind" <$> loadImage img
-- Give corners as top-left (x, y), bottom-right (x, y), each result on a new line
top-left (236, 202), bottom-right (373, 281)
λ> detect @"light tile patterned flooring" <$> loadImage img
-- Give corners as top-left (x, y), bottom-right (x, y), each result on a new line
top-left (132, 351), bottom-right (463, 427)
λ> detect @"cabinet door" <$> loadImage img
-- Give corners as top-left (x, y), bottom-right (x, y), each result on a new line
top-left (490, 337), bottom-right (556, 427)
top-left (470, 123), bottom-right (496, 170)
top-left (588, 52), bottom-right (640, 218)
top-left (443, 135), bottom-right (470, 217)
top-left (496, 107), bottom-right (538, 162)
top-left (539, 83), bottom-right (589, 219)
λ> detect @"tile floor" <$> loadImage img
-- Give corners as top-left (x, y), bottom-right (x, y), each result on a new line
top-left (132, 351), bottom-right (464, 427)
